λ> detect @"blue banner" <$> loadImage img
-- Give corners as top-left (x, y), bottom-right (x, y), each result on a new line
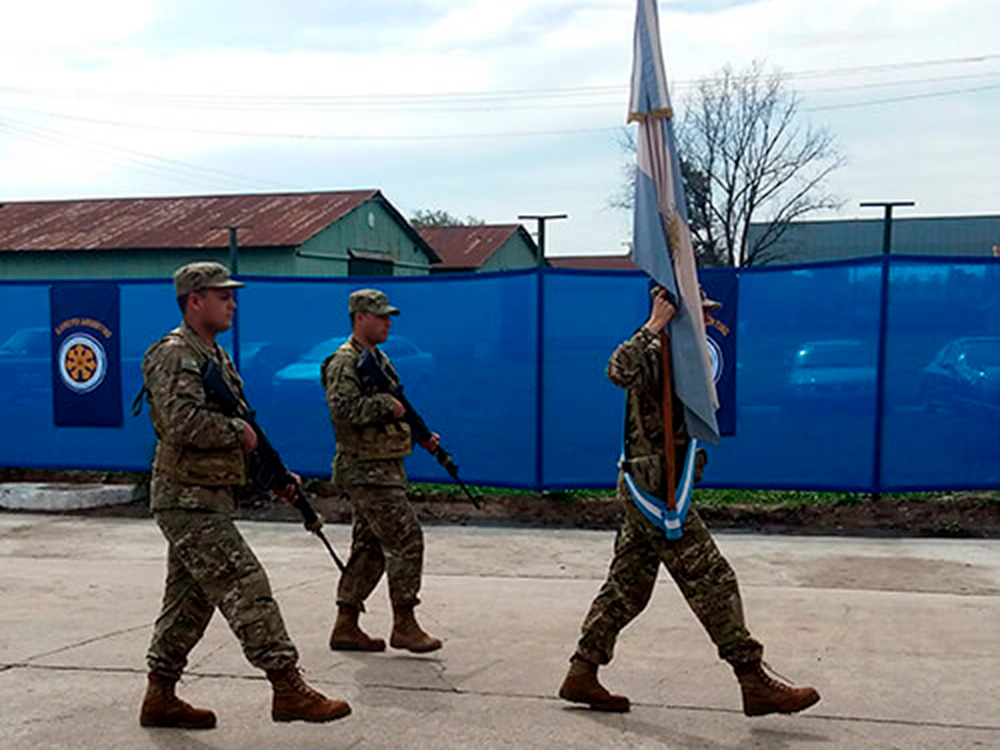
top-left (50, 283), bottom-right (123, 427)
top-left (701, 269), bottom-right (738, 436)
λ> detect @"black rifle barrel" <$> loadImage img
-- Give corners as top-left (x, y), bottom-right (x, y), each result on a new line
top-left (357, 349), bottom-right (480, 509)
top-left (201, 360), bottom-right (346, 572)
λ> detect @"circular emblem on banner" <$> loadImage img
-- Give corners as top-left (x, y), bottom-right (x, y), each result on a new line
top-left (58, 333), bottom-right (107, 393)
top-left (706, 335), bottom-right (724, 384)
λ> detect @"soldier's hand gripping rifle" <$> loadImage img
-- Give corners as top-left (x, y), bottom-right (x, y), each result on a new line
top-left (201, 359), bottom-right (346, 572)
top-left (356, 348), bottom-right (480, 509)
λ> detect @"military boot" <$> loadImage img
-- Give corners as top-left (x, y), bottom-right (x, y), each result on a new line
top-left (329, 603), bottom-right (386, 652)
top-left (139, 672), bottom-right (217, 729)
top-left (267, 668), bottom-right (352, 723)
top-left (389, 606), bottom-right (442, 653)
top-left (558, 655), bottom-right (630, 713)
top-left (735, 660), bottom-right (820, 717)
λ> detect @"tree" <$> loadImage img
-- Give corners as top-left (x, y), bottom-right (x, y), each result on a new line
top-left (410, 209), bottom-right (485, 228)
top-left (608, 129), bottom-right (725, 266)
top-left (612, 61), bottom-right (844, 266)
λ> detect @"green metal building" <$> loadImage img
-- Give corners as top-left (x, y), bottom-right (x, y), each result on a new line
top-left (0, 190), bottom-right (439, 279)
top-left (417, 224), bottom-right (539, 273)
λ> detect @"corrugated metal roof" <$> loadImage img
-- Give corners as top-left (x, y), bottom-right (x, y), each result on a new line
top-left (0, 190), bottom-right (380, 251)
top-left (547, 254), bottom-right (638, 270)
top-left (417, 224), bottom-right (528, 269)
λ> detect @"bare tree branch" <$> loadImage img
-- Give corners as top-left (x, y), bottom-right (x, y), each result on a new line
top-left (609, 60), bottom-right (845, 267)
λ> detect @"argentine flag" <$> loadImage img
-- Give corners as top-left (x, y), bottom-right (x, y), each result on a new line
top-left (628, 0), bottom-right (720, 445)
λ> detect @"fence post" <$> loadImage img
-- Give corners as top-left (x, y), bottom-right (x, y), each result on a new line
top-left (871, 255), bottom-right (892, 497)
top-left (535, 267), bottom-right (546, 491)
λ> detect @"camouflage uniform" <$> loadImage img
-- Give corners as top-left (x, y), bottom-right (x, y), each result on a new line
top-left (143, 320), bottom-right (298, 680)
top-left (322, 335), bottom-right (423, 610)
top-left (574, 325), bottom-right (763, 668)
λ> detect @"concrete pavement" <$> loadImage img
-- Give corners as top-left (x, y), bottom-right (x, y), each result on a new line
top-left (1, 512), bottom-right (998, 749)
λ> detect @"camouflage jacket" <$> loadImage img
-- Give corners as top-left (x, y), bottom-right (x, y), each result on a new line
top-left (608, 326), bottom-right (692, 498)
top-left (142, 322), bottom-right (248, 507)
top-left (321, 337), bottom-right (412, 488)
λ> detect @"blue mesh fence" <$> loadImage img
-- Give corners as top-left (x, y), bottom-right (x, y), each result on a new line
top-left (0, 257), bottom-right (996, 490)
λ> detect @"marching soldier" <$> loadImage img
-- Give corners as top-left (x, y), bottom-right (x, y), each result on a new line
top-left (559, 286), bottom-right (820, 717)
top-left (322, 289), bottom-right (442, 654)
top-left (139, 261), bottom-right (351, 729)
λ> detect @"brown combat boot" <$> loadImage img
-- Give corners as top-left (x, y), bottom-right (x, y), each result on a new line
top-left (139, 672), bottom-right (217, 729)
top-left (558, 655), bottom-right (630, 713)
top-left (735, 660), bottom-right (820, 717)
top-left (389, 606), bottom-right (442, 653)
top-left (267, 667), bottom-right (352, 723)
top-left (329, 603), bottom-right (386, 652)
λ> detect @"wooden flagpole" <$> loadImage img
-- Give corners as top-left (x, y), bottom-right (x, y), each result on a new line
top-left (660, 331), bottom-right (677, 511)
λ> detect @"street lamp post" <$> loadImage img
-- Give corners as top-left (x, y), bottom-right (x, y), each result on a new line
top-left (517, 213), bottom-right (568, 266)
top-left (860, 201), bottom-right (915, 257)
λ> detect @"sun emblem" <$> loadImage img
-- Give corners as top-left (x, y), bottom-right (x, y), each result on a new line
top-left (58, 333), bottom-right (108, 393)
top-left (65, 343), bottom-right (98, 382)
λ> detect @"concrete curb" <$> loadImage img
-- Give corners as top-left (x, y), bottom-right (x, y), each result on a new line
top-left (0, 482), bottom-right (134, 511)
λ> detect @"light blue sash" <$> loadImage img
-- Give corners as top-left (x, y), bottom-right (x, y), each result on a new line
top-left (621, 440), bottom-right (698, 540)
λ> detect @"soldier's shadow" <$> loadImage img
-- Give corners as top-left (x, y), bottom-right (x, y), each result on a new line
top-left (349, 653), bottom-right (452, 713)
top-left (569, 708), bottom-right (832, 749)
top-left (146, 729), bottom-right (222, 750)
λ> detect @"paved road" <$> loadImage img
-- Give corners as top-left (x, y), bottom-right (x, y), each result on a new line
top-left (1, 512), bottom-right (998, 749)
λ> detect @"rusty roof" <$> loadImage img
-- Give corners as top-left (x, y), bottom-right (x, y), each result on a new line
top-left (0, 190), bottom-right (384, 251)
top-left (547, 254), bottom-right (639, 270)
top-left (417, 224), bottom-right (536, 269)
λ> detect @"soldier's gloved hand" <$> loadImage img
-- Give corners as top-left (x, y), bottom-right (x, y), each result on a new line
top-left (275, 471), bottom-right (302, 505)
top-left (239, 420), bottom-right (258, 454)
top-left (420, 433), bottom-right (440, 453)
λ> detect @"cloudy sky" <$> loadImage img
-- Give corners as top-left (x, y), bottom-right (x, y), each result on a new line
top-left (2, 0), bottom-right (997, 257)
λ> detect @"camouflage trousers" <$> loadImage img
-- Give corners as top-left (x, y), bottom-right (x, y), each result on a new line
top-left (575, 479), bottom-right (763, 668)
top-left (336, 485), bottom-right (423, 611)
top-left (146, 507), bottom-right (299, 680)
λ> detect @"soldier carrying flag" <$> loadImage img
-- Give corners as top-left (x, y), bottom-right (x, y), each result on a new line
top-left (557, 0), bottom-right (820, 718)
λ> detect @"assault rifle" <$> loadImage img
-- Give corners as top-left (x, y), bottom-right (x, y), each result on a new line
top-left (356, 348), bottom-right (480, 509)
top-left (201, 359), bottom-right (346, 572)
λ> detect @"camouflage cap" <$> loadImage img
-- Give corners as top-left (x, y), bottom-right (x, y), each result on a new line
top-left (699, 285), bottom-right (722, 312)
top-left (174, 261), bottom-right (244, 297)
top-left (349, 288), bottom-right (400, 316)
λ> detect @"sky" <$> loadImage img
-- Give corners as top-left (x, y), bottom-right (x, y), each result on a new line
top-left (1, 0), bottom-right (998, 258)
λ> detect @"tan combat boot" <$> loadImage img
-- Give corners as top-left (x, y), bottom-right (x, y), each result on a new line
top-left (735, 661), bottom-right (820, 717)
top-left (389, 606), bottom-right (442, 653)
top-left (267, 668), bottom-right (352, 723)
top-left (139, 672), bottom-right (217, 729)
top-left (558, 655), bottom-right (630, 713)
top-left (329, 603), bottom-right (386, 652)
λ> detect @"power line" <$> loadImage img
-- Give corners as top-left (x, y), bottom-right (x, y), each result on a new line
top-left (2, 108), bottom-right (620, 141)
top-left (793, 70), bottom-right (1000, 95)
top-left (0, 116), bottom-right (290, 190)
top-left (6, 68), bottom-right (999, 120)
top-left (7, 73), bottom-right (999, 144)
top-left (1, 52), bottom-right (997, 109)
top-left (805, 82), bottom-right (1000, 112)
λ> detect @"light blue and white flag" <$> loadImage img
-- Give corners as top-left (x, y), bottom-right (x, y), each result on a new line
top-left (628, 0), bottom-right (720, 444)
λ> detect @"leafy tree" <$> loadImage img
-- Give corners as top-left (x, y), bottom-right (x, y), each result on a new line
top-left (410, 209), bottom-right (485, 227)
